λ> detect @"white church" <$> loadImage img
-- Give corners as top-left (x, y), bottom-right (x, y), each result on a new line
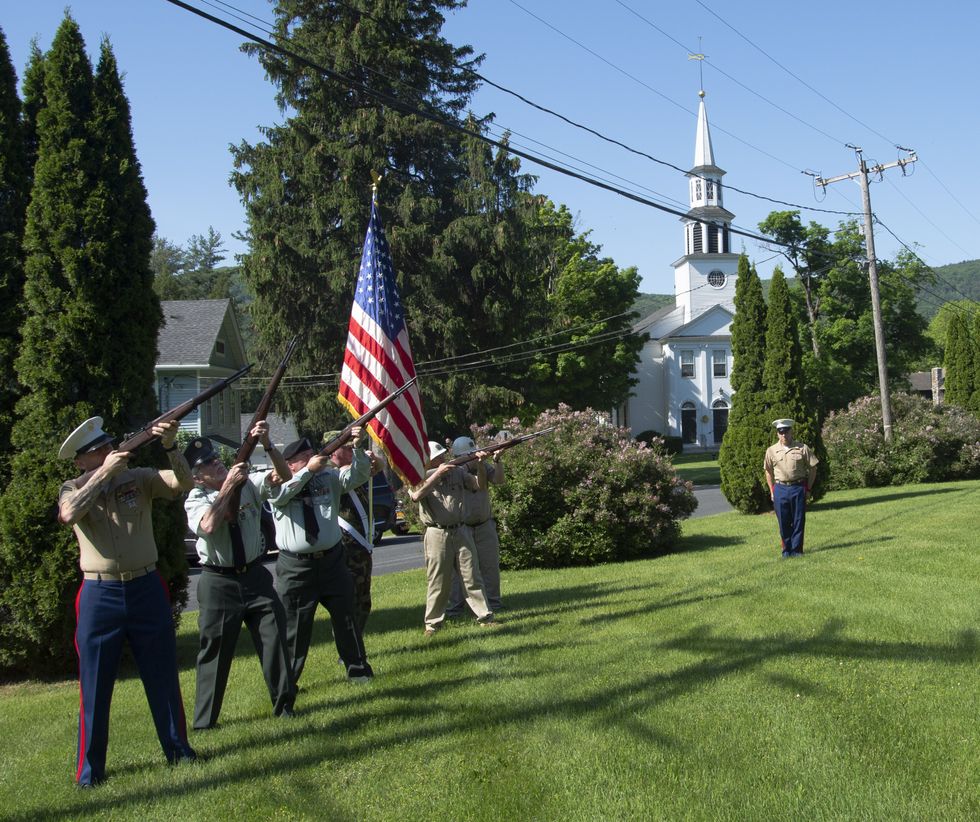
top-left (614, 92), bottom-right (738, 450)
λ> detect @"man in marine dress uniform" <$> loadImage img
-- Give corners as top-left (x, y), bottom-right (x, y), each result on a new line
top-left (269, 427), bottom-right (374, 685)
top-left (764, 418), bottom-right (819, 558)
top-left (184, 423), bottom-right (296, 729)
top-left (410, 440), bottom-right (494, 637)
top-left (58, 416), bottom-right (196, 787)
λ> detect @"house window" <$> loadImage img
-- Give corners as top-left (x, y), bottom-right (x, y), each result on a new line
top-left (713, 350), bottom-right (727, 377)
top-left (712, 400), bottom-right (729, 444)
top-left (215, 339), bottom-right (226, 355)
top-left (680, 350), bottom-right (695, 378)
top-left (681, 402), bottom-right (697, 444)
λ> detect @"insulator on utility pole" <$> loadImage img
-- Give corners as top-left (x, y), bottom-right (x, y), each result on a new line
top-left (814, 148), bottom-right (917, 443)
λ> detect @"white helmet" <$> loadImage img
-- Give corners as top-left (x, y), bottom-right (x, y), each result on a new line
top-left (451, 436), bottom-right (477, 457)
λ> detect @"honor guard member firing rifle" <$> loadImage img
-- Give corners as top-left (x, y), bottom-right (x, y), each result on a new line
top-left (58, 417), bottom-right (197, 787)
top-left (410, 441), bottom-right (494, 637)
top-left (326, 429), bottom-right (387, 635)
top-left (269, 427), bottom-right (374, 684)
top-left (446, 434), bottom-right (506, 616)
top-left (184, 422), bottom-right (296, 728)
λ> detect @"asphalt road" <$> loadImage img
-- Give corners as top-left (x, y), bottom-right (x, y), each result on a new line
top-left (181, 487), bottom-right (730, 612)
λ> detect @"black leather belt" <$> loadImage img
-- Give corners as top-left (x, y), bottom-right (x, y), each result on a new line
top-left (203, 557), bottom-right (261, 575)
top-left (775, 480), bottom-right (805, 486)
top-left (430, 523), bottom-right (463, 531)
top-left (279, 545), bottom-right (339, 560)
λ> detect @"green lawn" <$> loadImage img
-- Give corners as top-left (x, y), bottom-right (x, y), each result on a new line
top-left (673, 451), bottom-right (721, 485)
top-left (1, 481), bottom-right (978, 820)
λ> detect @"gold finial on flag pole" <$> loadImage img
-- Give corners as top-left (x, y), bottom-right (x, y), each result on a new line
top-left (370, 169), bottom-right (383, 201)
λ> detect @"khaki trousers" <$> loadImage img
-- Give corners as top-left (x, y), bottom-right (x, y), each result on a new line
top-left (447, 518), bottom-right (502, 614)
top-left (423, 525), bottom-right (490, 628)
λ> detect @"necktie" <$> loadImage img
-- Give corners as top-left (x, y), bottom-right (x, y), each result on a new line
top-left (228, 521), bottom-right (247, 570)
top-left (303, 494), bottom-right (320, 545)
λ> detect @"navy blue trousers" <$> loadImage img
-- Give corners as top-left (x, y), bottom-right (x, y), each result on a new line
top-left (74, 572), bottom-right (194, 785)
top-left (773, 483), bottom-right (807, 554)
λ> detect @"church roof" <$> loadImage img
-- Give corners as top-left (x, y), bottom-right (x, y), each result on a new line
top-left (694, 97), bottom-right (714, 169)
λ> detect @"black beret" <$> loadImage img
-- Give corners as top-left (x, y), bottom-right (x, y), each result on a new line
top-left (282, 437), bottom-right (314, 461)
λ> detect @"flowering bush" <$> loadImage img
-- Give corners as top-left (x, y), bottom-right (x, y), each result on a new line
top-left (822, 392), bottom-right (980, 489)
top-left (472, 405), bottom-right (698, 569)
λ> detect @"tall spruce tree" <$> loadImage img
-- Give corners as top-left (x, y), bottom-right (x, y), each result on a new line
top-left (231, 0), bottom-right (480, 435)
top-left (0, 20), bottom-right (172, 675)
top-left (720, 255), bottom-right (772, 513)
top-left (943, 313), bottom-right (973, 408)
top-left (763, 267), bottom-right (827, 498)
top-left (0, 28), bottom-right (31, 479)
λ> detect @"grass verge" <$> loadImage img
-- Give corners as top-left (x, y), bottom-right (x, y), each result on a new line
top-left (0, 480), bottom-right (977, 820)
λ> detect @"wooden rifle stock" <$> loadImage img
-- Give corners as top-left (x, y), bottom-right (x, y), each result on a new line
top-left (235, 336), bottom-right (299, 464)
top-left (319, 377), bottom-right (418, 457)
top-left (446, 426), bottom-right (556, 467)
top-left (71, 363), bottom-right (252, 489)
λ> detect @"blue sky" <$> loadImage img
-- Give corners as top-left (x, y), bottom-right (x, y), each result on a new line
top-left (4, 1), bottom-right (978, 300)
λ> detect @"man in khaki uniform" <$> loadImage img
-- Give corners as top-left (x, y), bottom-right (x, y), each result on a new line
top-left (58, 416), bottom-right (197, 787)
top-left (763, 418), bottom-right (819, 558)
top-left (409, 441), bottom-right (494, 636)
top-left (445, 434), bottom-right (505, 616)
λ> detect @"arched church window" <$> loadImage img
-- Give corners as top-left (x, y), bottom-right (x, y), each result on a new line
top-left (695, 178), bottom-right (702, 200)
top-left (706, 180), bottom-right (714, 200)
top-left (707, 269), bottom-right (727, 289)
top-left (681, 401), bottom-right (697, 445)
top-left (712, 400), bottom-right (729, 444)
top-left (692, 223), bottom-right (702, 253)
top-left (707, 225), bottom-right (719, 253)
top-left (722, 225), bottom-right (730, 253)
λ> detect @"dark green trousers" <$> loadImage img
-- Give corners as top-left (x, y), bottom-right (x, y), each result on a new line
top-left (194, 563), bottom-right (294, 729)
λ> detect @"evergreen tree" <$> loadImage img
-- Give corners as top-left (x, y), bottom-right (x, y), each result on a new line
top-left (231, 0), bottom-right (480, 435)
top-left (970, 312), bottom-right (980, 418)
top-left (763, 267), bottom-right (828, 498)
top-left (0, 21), bottom-right (175, 675)
top-left (943, 313), bottom-right (973, 408)
top-left (0, 27), bottom-right (31, 479)
top-left (720, 255), bottom-right (772, 513)
top-left (20, 40), bottom-right (44, 175)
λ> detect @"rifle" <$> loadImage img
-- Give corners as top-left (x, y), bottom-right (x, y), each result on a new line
top-left (235, 336), bottom-right (299, 463)
top-left (72, 363), bottom-right (252, 488)
top-left (446, 427), bottom-right (556, 467)
top-left (319, 377), bottom-right (418, 458)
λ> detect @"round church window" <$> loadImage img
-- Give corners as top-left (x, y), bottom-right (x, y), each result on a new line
top-left (707, 269), bottom-right (727, 289)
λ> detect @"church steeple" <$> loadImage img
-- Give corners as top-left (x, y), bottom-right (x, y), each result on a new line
top-left (672, 90), bottom-right (739, 321)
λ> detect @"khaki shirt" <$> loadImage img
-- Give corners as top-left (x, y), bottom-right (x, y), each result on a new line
top-left (60, 467), bottom-right (179, 574)
top-left (463, 462), bottom-right (497, 525)
top-left (764, 440), bottom-right (818, 483)
top-left (418, 466), bottom-right (479, 528)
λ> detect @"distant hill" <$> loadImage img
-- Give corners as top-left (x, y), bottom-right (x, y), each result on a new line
top-left (632, 293), bottom-right (673, 320)
top-left (918, 259), bottom-right (980, 320)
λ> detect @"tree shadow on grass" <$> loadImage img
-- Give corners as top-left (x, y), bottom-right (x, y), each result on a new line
top-left (808, 535), bottom-right (895, 554)
top-left (810, 486), bottom-right (964, 512)
top-left (17, 620), bottom-right (978, 821)
top-left (672, 533), bottom-right (746, 554)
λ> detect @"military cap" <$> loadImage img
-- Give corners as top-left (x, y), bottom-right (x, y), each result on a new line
top-left (451, 436), bottom-right (477, 457)
top-left (773, 419), bottom-right (795, 431)
top-left (282, 437), bottom-right (314, 461)
top-left (59, 416), bottom-right (115, 460)
top-left (427, 440), bottom-right (447, 462)
top-left (183, 437), bottom-right (218, 468)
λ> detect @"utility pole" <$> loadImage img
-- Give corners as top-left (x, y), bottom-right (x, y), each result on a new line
top-left (815, 147), bottom-right (917, 442)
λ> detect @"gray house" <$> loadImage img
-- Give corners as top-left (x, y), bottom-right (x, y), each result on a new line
top-left (156, 299), bottom-right (247, 445)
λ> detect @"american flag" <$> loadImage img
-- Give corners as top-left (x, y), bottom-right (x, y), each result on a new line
top-left (338, 197), bottom-right (428, 486)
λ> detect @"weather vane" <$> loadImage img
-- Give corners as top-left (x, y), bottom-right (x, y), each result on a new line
top-left (688, 36), bottom-right (706, 97)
